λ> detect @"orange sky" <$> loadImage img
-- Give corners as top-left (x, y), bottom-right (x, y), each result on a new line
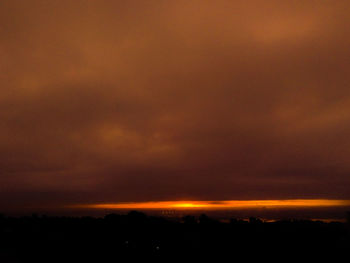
top-left (1, 1), bottom-right (350, 211)
top-left (75, 200), bottom-right (350, 210)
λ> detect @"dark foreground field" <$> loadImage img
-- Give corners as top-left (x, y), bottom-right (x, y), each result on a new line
top-left (1, 212), bottom-right (349, 262)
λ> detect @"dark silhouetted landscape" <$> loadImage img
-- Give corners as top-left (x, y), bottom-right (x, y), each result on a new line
top-left (1, 211), bottom-right (350, 261)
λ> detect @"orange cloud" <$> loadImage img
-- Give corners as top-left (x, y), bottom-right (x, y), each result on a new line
top-left (1, 1), bottom-right (350, 212)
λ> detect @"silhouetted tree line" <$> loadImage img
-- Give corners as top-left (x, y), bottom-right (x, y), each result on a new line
top-left (0, 211), bottom-right (349, 262)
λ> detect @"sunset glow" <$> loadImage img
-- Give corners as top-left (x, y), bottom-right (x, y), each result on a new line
top-left (2, 0), bottom-right (350, 215)
top-left (72, 199), bottom-right (350, 210)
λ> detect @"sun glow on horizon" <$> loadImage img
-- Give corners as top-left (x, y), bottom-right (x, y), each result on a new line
top-left (70, 199), bottom-right (350, 210)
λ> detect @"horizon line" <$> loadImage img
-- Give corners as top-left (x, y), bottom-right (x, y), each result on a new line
top-left (69, 199), bottom-right (350, 210)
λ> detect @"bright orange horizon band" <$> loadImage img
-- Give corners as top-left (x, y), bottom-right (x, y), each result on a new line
top-left (71, 199), bottom-right (350, 210)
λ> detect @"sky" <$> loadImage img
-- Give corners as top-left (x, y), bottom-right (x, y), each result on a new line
top-left (1, 0), bottom-right (350, 211)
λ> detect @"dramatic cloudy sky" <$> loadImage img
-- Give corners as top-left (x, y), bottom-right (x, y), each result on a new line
top-left (1, 0), bottom-right (350, 210)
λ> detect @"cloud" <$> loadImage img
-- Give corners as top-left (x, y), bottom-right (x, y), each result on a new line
top-left (1, 0), bottom-right (350, 210)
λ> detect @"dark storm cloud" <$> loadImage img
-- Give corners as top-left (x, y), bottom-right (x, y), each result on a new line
top-left (1, 0), bottom-right (350, 210)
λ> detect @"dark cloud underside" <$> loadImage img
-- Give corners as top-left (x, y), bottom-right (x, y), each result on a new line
top-left (1, 0), bottom-right (350, 210)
